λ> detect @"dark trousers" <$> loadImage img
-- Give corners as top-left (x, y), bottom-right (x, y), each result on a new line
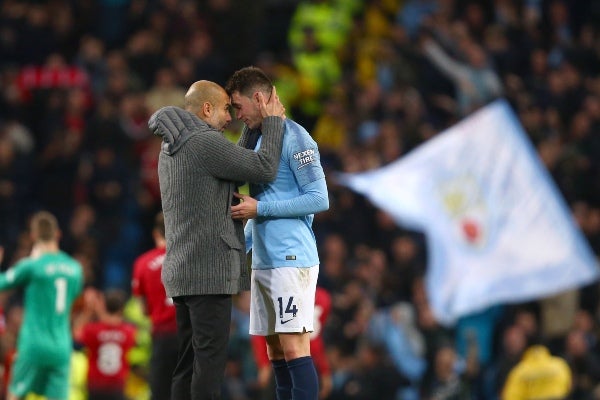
top-left (171, 294), bottom-right (232, 400)
top-left (150, 331), bottom-right (179, 400)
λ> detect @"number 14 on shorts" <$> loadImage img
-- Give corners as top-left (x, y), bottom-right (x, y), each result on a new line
top-left (278, 296), bottom-right (298, 324)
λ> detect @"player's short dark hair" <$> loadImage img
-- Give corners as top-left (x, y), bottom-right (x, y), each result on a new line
top-left (225, 66), bottom-right (273, 98)
top-left (154, 212), bottom-right (165, 238)
top-left (104, 288), bottom-right (127, 314)
top-left (30, 211), bottom-right (59, 242)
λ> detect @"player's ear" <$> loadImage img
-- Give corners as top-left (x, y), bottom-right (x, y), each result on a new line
top-left (253, 92), bottom-right (261, 105)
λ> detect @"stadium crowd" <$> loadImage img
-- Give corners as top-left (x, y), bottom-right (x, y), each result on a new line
top-left (0, 0), bottom-right (600, 399)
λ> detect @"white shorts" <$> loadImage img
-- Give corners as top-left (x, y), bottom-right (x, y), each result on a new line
top-left (249, 265), bottom-right (319, 336)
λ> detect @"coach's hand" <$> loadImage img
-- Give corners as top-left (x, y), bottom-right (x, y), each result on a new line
top-left (259, 86), bottom-right (286, 119)
top-left (231, 193), bottom-right (258, 220)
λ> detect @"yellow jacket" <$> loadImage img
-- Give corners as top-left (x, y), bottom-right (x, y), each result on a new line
top-left (501, 345), bottom-right (571, 400)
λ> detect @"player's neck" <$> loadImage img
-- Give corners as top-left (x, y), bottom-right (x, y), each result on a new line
top-left (32, 241), bottom-right (59, 255)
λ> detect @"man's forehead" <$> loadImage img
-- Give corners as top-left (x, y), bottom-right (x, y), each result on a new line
top-left (230, 91), bottom-right (248, 105)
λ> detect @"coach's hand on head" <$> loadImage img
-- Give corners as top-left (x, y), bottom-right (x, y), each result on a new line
top-left (258, 86), bottom-right (286, 119)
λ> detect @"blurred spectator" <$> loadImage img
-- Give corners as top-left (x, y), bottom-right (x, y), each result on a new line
top-left (329, 340), bottom-right (410, 400)
top-left (74, 35), bottom-right (108, 97)
top-left (325, 279), bottom-right (374, 357)
top-left (501, 343), bottom-right (572, 400)
top-left (226, 291), bottom-right (255, 400)
top-left (413, 279), bottom-right (454, 372)
top-left (15, 53), bottom-right (90, 106)
top-left (62, 203), bottom-right (101, 285)
top-left (512, 307), bottom-right (541, 346)
top-left (93, 0), bottom-right (131, 49)
top-left (0, 301), bottom-right (22, 399)
top-left (397, 0), bottom-right (439, 39)
top-left (144, 66), bottom-right (186, 113)
top-left (482, 324), bottom-right (529, 400)
top-left (0, 133), bottom-right (32, 269)
top-left (367, 301), bottom-right (426, 399)
top-left (74, 288), bottom-right (137, 400)
top-left (186, 28), bottom-right (228, 85)
top-left (561, 329), bottom-right (600, 399)
top-left (381, 234), bottom-right (423, 305)
top-left (421, 36), bottom-right (503, 116)
top-left (291, 25), bottom-right (342, 124)
top-left (538, 289), bottom-right (579, 354)
top-left (454, 305), bottom-right (503, 378)
top-left (317, 233), bottom-right (351, 293)
top-left (288, 0), bottom-right (353, 56)
top-left (420, 344), bottom-right (473, 400)
top-left (131, 212), bottom-right (177, 400)
top-left (311, 93), bottom-right (351, 160)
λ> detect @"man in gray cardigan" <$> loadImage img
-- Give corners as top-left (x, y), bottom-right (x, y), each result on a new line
top-left (148, 80), bottom-right (285, 400)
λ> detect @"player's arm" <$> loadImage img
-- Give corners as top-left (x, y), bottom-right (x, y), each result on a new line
top-left (257, 177), bottom-right (328, 217)
top-left (72, 288), bottom-right (101, 342)
top-left (230, 178), bottom-right (328, 220)
top-left (255, 135), bottom-right (329, 217)
top-left (0, 258), bottom-right (32, 290)
top-left (231, 134), bottom-right (329, 219)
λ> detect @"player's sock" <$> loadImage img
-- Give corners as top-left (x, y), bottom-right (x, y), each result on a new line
top-left (288, 356), bottom-right (318, 400)
top-left (272, 358), bottom-right (292, 400)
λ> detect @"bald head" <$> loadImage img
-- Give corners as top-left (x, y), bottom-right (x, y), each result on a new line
top-left (184, 80), bottom-right (232, 131)
top-left (185, 80), bottom-right (225, 112)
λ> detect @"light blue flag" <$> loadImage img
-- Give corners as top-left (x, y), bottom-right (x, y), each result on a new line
top-left (337, 100), bottom-right (599, 326)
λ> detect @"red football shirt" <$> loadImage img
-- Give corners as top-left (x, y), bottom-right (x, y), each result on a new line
top-left (309, 287), bottom-right (332, 375)
top-left (131, 247), bottom-right (177, 334)
top-left (81, 321), bottom-right (136, 391)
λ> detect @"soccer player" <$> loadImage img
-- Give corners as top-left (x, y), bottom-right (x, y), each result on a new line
top-left (74, 288), bottom-right (137, 400)
top-left (131, 211), bottom-right (177, 400)
top-left (0, 211), bottom-right (84, 400)
top-left (226, 66), bottom-right (329, 400)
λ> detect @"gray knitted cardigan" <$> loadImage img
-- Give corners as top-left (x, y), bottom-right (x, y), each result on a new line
top-left (148, 106), bottom-right (284, 298)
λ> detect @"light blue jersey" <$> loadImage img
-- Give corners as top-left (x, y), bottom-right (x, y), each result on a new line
top-left (245, 119), bottom-right (329, 269)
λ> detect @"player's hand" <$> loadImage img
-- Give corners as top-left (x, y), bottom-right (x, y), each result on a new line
top-left (259, 86), bottom-right (286, 119)
top-left (84, 287), bottom-right (102, 312)
top-left (231, 193), bottom-right (258, 220)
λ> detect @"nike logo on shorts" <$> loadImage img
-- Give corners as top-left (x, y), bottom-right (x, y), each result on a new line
top-left (281, 318), bottom-right (294, 324)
